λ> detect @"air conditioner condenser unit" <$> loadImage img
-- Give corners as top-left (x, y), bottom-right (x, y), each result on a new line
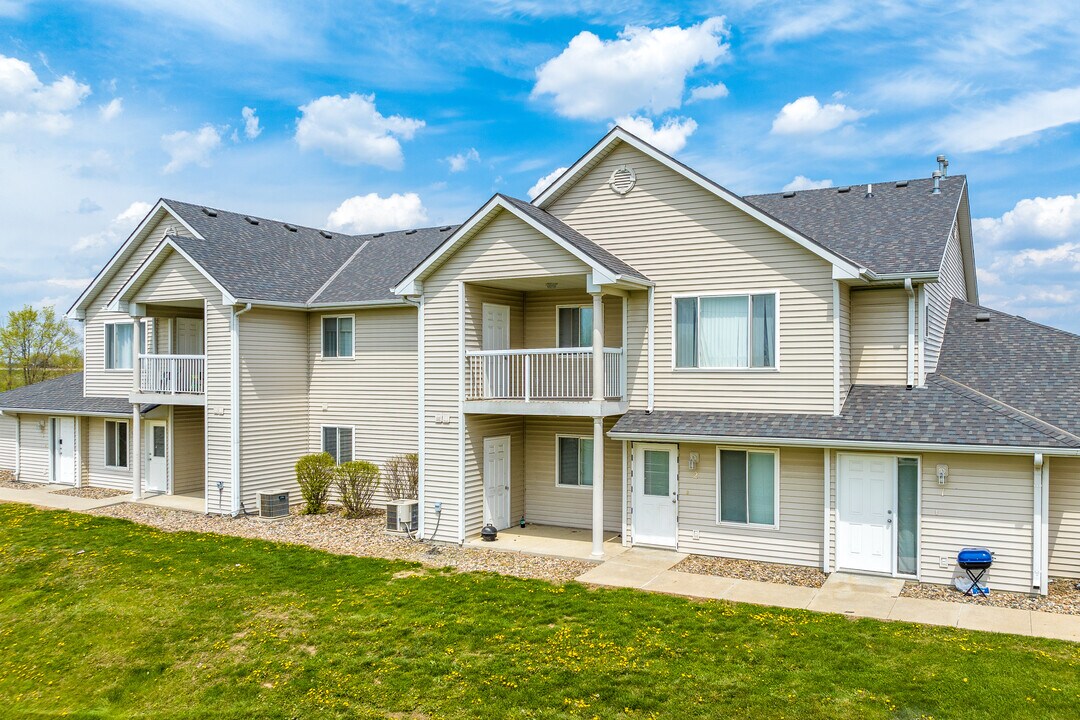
top-left (256, 490), bottom-right (290, 519)
top-left (386, 499), bottom-right (419, 533)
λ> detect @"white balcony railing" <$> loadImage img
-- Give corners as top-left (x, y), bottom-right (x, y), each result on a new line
top-left (465, 348), bottom-right (624, 402)
top-left (138, 354), bottom-right (206, 395)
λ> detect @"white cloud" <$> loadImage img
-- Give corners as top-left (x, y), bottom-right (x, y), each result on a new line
top-left (527, 166), bottom-right (568, 199)
top-left (161, 124), bottom-right (223, 173)
top-left (0, 53), bottom-right (90, 134)
top-left (446, 147), bottom-right (480, 172)
top-left (77, 198), bottom-right (102, 214)
top-left (937, 86), bottom-right (1080, 153)
top-left (295, 93), bottom-right (424, 169)
top-left (782, 175), bottom-right (834, 191)
top-left (867, 70), bottom-right (970, 108)
top-left (241, 106), bottom-right (261, 139)
top-left (688, 82), bottom-right (729, 103)
top-left (73, 201), bottom-right (152, 252)
top-left (99, 97), bottom-right (123, 121)
top-left (326, 192), bottom-right (428, 234)
top-left (771, 95), bottom-right (866, 135)
top-left (614, 115), bottom-right (697, 154)
top-left (532, 17), bottom-right (729, 120)
top-left (974, 194), bottom-right (1080, 247)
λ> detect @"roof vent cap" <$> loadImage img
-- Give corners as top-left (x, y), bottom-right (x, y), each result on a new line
top-left (244, 216), bottom-right (259, 225)
top-left (932, 170), bottom-right (942, 195)
top-left (608, 165), bottom-right (637, 195)
top-left (319, 230), bottom-right (332, 239)
top-left (975, 311), bottom-right (991, 322)
top-left (837, 186), bottom-right (851, 193)
top-left (439, 226), bottom-right (452, 232)
top-left (405, 229), bottom-right (417, 235)
top-left (783, 191), bottom-right (796, 198)
top-left (283, 223), bottom-right (298, 232)
top-left (895, 180), bottom-right (909, 188)
top-left (937, 154), bottom-right (949, 176)
top-left (865, 183), bottom-right (874, 198)
top-left (201, 207), bottom-right (218, 217)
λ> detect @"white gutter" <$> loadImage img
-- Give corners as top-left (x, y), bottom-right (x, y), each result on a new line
top-left (904, 278), bottom-right (915, 388)
top-left (1033, 453), bottom-right (1045, 594)
top-left (646, 285), bottom-right (655, 412)
top-left (822, 449), bottom-right (831, 573)
top-left (402, 293), bottom-right (425, 537)
top-left (0, 408), bottom-right (132, 419)
top-left (231, 297), bottom-right (408, 310)
top-left (607, 430), bottom-right (1080, 457)
top-left (230, 303), bottom-right (253, 516)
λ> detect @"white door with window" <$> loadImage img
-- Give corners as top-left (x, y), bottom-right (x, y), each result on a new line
top-left (145, 421), bottom-right (168, 493)
top-left (51, 417), bottom-right (76, 485)
top-left (176, 318), bottom-right (204, 355)
top-left (482, 303), bottom-right (510, 397)
top-left (632, 443), bottom-right (678, 548)
top-left (483, 435), bottom-right (511, 530)
top-left (837, 454), bottom-right (893, 573)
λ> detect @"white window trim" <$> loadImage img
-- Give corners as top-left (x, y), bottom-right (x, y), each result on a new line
top-left (320, 424), bottom-right (356, 464)
top-left (319, 314), bottom-right (356, 360)
top-left (554, 433), bottom-right (594, 490)
top-left (103, 319), bottom-right (139, 372)
top-left (670, 290), bottom-right (781, 372)
top-left (104, 419), bottom-right (129, 469)
top-left (555, 304), bottom-right (593, 350)
top-left (715, 445), bottom-right (780, 530)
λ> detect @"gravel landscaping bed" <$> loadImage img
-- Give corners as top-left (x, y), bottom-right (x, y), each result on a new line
top-left (674, 554), bottom-right (828, 588)
top-left (88, 503), bottom-right (593, 583)
top-left (50, 487), bottom-right (129, 499)
top-left (0, 469), bottom-right (44, 489)
top-left (902, 577), bottom-right (1080, 615)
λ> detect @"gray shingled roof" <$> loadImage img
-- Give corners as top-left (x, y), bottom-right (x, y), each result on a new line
top-left (0, 373), bottom-right (154, 416)
top-left (744, 176), bottom-right (966, 275)
top-left (162, 199), bottom-right (449, 305)
top-left (936, 300), bottom-right (1080, 436)
top-left (498, 195), bottom-right (649, 282)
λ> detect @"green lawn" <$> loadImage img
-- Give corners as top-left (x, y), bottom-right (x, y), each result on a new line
top-left (1, 504), bottom-right (1077, 719)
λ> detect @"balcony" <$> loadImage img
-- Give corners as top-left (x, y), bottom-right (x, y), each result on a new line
top-left (464, 347), bottom-right (626, 415)
top-left (135, 354), bottom-right (206, 404)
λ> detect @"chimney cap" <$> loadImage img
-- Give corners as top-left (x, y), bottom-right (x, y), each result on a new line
top-left (932, 170), bottom-right (943, 179)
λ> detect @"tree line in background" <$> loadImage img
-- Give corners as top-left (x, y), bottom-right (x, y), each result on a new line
top-left (0, 306), bottom-right (82, 391)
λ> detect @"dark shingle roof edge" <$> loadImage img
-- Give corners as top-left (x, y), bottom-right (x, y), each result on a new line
top-left (0, 373), bottom-right (156, 416)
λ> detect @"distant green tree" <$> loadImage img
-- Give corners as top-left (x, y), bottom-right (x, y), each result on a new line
top-left (0, 305), bottom-right (81, 390)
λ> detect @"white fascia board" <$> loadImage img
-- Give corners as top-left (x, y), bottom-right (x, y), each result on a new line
top-left (606, 430), bottom-right (1080, 457)
top-left (69, 200), bottom-right (205, 318)
top-left (533, 127), bottom-right (864, 278)
top-left (0, 407), bottom-right (132, 418)
top-left (109, 237), bottom-right (237, 311)
top-left (229, 298), bottom-right (408, 310)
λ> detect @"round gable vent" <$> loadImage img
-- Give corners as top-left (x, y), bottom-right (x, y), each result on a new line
top-left (608, 165), bottom-right (636, 195)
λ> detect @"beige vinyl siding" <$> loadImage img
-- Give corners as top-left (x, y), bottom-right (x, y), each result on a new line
top-left (523, 290), bottom-right (623, 348)
top-left (16, 414), bottom-right (50, 482)
top-left (307, 306), bottom-right (420, 506)
top-left (675, 445), bottom-right (825, 566)
top-left (1049, 456), bottom-right (1080, 579)
top-left (850, 288), bottom-right (908, 385)
top-left (463, 415), bottom-right (525, 533)
top-left (920, 452), bottom-right (1033, 593)
top-left (548, 143), bottom-right (836, 413)
top-left (133, 248), bottom-right (212, 303)
top-left (923, 223), bottom-right (968, 373)
top-left (154, 317), bottom-right (172, 353)
top-left (79, 417), bottom-right (90, 486)
top-left (523, 416), bottom-right (621, 532)
top-left (465, 286), bottom-right (524, 350)
top-left (173, 406), bottom-right (205, 494)
top-left (838, 283), bottom-right (851, 404)
top-left (421, 209), bottom-right (592, 541)
top-left (86, 417), bottom-right (133, 490)
top-left (0, 413), bottom-right (15, 469)
top-left (84, 216), bottom-right (191, 397)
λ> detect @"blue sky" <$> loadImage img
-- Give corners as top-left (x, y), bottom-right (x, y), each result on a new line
top-left (2, 1), bottom-right (1080, 332)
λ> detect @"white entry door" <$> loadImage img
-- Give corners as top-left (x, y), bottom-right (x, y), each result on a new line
top-left (483, 435), bottom-right (511, 530)
top-left (482, 303), bottom-right (510, 398)
top-left (837, 454), bottom-right (893, 573)
top-left (50, 417), bottom-right (76, 485)
top-left (176, 318), bottom-right (204, 355)
top-left (145, 421), bottom-right (168, 493)
top-left (632, 443), bottom-right (678, 548)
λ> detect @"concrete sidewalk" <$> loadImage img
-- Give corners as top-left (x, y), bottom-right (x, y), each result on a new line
top-left (577, 549), bottom-right (1080, 643)
top-left (0, 483), bottom-right (133, 511)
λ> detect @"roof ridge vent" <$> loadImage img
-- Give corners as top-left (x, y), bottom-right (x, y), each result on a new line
top-left (837, 186), bottom-right (850, 193)
top-left (244, 216), bottom-right (259, 225)
top-left (201, 207), bottom-right (218, 217)
top-left (283, 223), bottom-right (298, 232)
top-left (782, 191), bottom-right (796, 198)
top-left (319, 230), bottom-right (332, 239)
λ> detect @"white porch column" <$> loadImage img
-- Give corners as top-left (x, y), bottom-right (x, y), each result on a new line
top-left (131, 314), bottom-right (143, 501)
top-left (591, 292), bottom-right (604, 402)
top-left (591, 415), bottom-right (605, 558)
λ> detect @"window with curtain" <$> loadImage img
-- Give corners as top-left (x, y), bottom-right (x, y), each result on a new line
top-left (105, 322), bottom-right (134, 369)
top-left (557, 306), bottom-right (593, 348)
top-left (717, 449), bottom-right (777, 526)
top-left (104, 420), bottom-right (128, 468)
top-left (675, 293), bottom-right (776, 368)
top-left (557, 435), bottom-right (594, 486)
top-left (321, 316), bottom-right (354, 358)
top-left (322, 427), bottom-right (354, 464)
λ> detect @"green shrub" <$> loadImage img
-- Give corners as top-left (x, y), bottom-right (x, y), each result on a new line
top-left (383, 452), bottom-right (419, 500)
top-left (335, 460), bottom-right (381, 518)
top-left (295, 453), bottom-right (335, 514)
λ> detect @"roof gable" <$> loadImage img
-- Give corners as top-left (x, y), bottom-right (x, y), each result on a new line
top-left (110, 239), bottom-right (235, 310)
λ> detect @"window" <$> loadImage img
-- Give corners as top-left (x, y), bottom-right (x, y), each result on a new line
top-left (321, 316), bottom-right (354, 358)
top-left (104, 420), bottom-right (128, 468)
top-left (322, 426), bottom-right (353, 464)
top-left (717, 449), bottom-right (777, 526)
top-left (675, 293), bottom-right (776, 369)
top-left (896, 457), bottom-right (919, 575)
top-left (556, 435), bottom-right (594, 487)
top-left (104, 321), bottom-right (147, 369)
top-left (557, 306), bottom-right (593, 348)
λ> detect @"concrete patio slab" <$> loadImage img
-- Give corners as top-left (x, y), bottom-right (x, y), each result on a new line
top-left (576, 560), bottom-right (669, 588)
top-left (466, 525), bottom-right (628, 562)
top-left (722, 578), bottom-right (817, 609)
top-left (888, 597), bottom-right (964, 627)
top-left (821, 572), bottom-right (905, 596)
top-left (956, 604), bottom-right (1032, 635)
top-left (138, 493), bottom-right (204, 513)
top-left (643, 570), bottom-right (738, 599)
top-left (608, 547), bottom-right (686, 569)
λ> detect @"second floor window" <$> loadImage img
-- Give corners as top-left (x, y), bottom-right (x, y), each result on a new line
top-left (557, 306), bottom-right (593, 348)
top-left (322, 426), bottom-right (353, 464)
top-left (321, 316), bottom-right (354, 358)
top-left (675, 293), bottom-right (777, 369)
top-left (104, 420), bottom-right (129, 468)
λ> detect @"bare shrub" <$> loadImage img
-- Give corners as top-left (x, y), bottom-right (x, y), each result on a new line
top-left (383, 452), bottom-right (419, 500)
top-left (335, 460), bottom-right (380, 518)
top-left (295, 453), bottom-right (335, 514)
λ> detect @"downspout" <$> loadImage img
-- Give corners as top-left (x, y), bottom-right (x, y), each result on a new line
top-left (230, 303), bottom-right (252, 516)
top-left (904, 278), bottom-right (915, 388)
top-left (823, 449), bottom-right (831, 574)
top-left (646, 285), bottom-right (655, 412)
top-left (13, 412), bottom-right (20, 481)
top-left (832, 281), bottom-right (841, 416)
top-left (402, 294), bottom-right (425, 538)
top-left (916, 285), bottom-right (926, 386)
top-left (1032, 453), bottom-right (1045, 594)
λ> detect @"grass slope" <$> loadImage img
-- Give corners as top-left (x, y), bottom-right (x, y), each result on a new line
top-left (0, 504), bottom-right (1077, 719)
